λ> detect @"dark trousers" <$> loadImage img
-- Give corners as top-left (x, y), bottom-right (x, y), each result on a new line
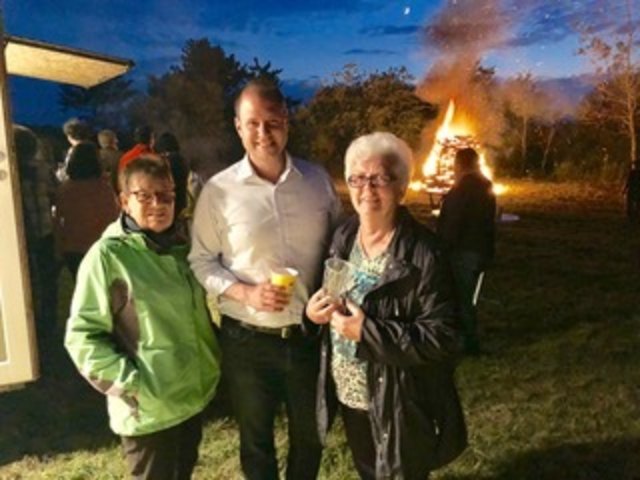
top-left (220, 316), bottom-right (322, 480)
top-left (341, 404), bottom-right (377, 480)
top-left (341, 405), bottom-right (431, 480)
top-left (121, 413), bottom-right (203, 480)
top-left (450, 251), bottom-right (485, 353)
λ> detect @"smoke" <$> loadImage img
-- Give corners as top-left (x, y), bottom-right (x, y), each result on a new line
top-left (424, 0), bottom-right (510, 57)
top-left (417, 0), bottom-right (512, 155)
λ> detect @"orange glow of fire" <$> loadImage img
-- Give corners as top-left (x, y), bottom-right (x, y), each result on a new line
top-left (413, 99), bottom-right (506, 195)
top-left (422, 99), bottom-right (493, 179)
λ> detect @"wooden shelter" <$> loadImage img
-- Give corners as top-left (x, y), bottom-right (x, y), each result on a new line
top-left (0, 24), bottom-right (132, 388)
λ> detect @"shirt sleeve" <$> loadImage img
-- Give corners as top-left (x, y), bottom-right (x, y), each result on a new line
top-left (64, 244), bottom-right (139, 399)
top-left (188, 183), bottom-right (238, 295)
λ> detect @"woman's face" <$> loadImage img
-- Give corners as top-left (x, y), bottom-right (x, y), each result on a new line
top-left (120, 173), bottom-right (175, 233)
top-left (347, 155), bottom-right (403, 220)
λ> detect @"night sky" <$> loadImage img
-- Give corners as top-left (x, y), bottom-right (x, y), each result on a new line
top-left (3, 0), bottom-right (622, 126)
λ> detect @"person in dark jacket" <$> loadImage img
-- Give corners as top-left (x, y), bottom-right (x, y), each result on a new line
top-left (306, 132), bottom-right (467, 480)
top-left (623, 160), bottom-right (640, 222)
top-left (154, 132), bottom-right (189, 218)
top-left (437, 147), bottom-right (496, 355)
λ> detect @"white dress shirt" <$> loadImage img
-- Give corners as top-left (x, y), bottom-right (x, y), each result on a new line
top-left (189, 154), bottom-right (342, 328)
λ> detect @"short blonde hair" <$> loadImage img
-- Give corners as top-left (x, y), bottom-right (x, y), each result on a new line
top-left (344, 132), bottom-right (414, 192)
top-left (97, 129), bottom-right (118, 149)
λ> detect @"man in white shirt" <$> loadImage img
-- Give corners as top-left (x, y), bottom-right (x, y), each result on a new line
top-left (189, 79), bottom-right (341, 480)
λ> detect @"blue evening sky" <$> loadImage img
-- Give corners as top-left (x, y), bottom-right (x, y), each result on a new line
top-left (3, 0), bottom-right (627, 125)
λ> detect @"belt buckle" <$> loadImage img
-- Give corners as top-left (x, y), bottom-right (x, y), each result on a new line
top-left (281, 326), bottom-right (292, 339)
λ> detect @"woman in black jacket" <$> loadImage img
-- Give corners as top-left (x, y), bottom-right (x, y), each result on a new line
top-left (306, 132), bottom-right (467, 479)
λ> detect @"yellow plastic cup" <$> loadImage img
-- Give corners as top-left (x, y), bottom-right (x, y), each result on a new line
top-left (270, 268), bottom-right (299, 293)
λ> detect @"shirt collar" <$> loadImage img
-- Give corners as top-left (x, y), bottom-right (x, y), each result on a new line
top-left (237, 152), bottom-right (302, 184)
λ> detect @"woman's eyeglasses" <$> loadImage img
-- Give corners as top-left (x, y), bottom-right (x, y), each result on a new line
top-left (128, 190), bottom-right (176, 204)
top-left (346, 174), bottom-right (395, 188)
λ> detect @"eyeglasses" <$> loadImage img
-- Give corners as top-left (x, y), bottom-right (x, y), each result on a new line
top-left (346, 174), bottom-right (395, 188)
top-left (128, 190), bottom-right (176, 204)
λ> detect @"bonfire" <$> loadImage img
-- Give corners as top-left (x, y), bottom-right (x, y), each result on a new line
top-left (410, 100), bottom-right (505, 199)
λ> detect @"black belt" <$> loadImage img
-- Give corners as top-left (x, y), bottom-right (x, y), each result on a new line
top-left (223, 316), bottom-right (301, 339)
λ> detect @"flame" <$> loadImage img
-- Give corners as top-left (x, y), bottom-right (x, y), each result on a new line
top-left (415, 99), bottom-right (506, 195)
top-left (422, 100), bottom-right (457, 177)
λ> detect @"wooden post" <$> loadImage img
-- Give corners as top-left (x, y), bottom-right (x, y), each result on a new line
top-left (0, 7), bottom-right (39, 387)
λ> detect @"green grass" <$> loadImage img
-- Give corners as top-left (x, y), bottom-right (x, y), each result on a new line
top-left (1, 180), bottom-right (639, 479)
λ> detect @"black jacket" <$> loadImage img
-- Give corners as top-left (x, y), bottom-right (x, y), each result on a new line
top-left (437, 172), bottom-right (496, 262)
top-left (315, 207), bottom-right (468, 479)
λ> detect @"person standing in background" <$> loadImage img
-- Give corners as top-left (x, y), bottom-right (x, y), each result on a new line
top-left (437, 147), bottom-right (496, 355)
top-left (118, 125), bottom-right (154, 174)
top-left (14, 125), bottom-right (59, 341)
top-left (54, 142), bottom-right (119, 278)
top-left (58, 117), bottom-right (93, 182)
top-left (155, 132), bottom-right (190, 218)
top-left (97, 129), bottom-right (122, 191)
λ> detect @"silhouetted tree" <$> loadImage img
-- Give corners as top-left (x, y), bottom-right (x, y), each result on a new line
top-left (578, 0), bottom-right (640, 165)
top-left (135, 38), bottom-right (284, 177)
top-left (58, 76), bottom-right (138, 132)
top-left (292, 65), bottom-right (435, 176)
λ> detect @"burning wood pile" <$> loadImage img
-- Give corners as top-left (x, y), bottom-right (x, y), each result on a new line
top-left (420, 134), bottom-right (483, 193)
top-left (410, 99), bottom-right (505, 201)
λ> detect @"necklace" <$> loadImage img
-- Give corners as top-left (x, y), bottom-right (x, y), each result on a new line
top-left (358, 226), bottom-right (395, 260)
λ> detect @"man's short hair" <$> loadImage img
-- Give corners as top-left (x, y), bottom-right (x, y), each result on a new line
top-left (455, 148), bottom-right (479, 172)
top-left (63, 118), bottom-right (93, 142)
top-left (134, 125), bottom-right (154, 145)
top-left (97, 129), bottom-right (118, 149)
top-left (234, 79), bottom-right (287, 117)
top-left (119, 155), bottom-right (173, 192)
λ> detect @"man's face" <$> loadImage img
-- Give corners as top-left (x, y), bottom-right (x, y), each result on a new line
top-left (235, 91), bottom-right (288, 164)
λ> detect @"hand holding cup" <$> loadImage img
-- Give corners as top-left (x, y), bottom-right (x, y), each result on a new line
top-left (270, 267), bottom-right (298, 307)
top-left (306, 288), bottom-right (340, 325)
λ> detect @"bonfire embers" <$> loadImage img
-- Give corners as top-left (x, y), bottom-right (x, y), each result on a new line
top-left (410, 100), bottom-right (504, 200)
top-left (423, 134), bottom-right (482, 193)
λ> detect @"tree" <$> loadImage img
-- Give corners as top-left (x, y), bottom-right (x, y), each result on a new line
top-left (58, 76), bottom-right (138, 131)
top-left (502, 72), bottom-right (545, 174)
top-left (578, 0), bottom-right (640, 165)
top-left (134, 39), bottom-right (283, 177)
top-left (292, 66), bottom-right (435, 177)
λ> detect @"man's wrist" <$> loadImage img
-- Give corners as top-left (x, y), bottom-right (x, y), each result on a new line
top-left (223, 282), bottom-right (249, 303)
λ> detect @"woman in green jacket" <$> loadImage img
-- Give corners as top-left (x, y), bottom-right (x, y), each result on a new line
top-left (65, 156), bottom-right (221, 479)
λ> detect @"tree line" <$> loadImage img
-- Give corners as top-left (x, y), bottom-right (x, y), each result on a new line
top-left (57, 33), bottom-right (640, 183)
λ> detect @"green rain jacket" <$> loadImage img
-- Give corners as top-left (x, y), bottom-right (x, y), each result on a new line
top-left (64, 219), bottom-right (221, 436)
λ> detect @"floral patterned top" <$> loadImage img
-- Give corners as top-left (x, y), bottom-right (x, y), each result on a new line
top-left (330, 238), bottom-right (389, 411)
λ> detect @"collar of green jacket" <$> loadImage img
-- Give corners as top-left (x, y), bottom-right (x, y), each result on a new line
top-left (102, 215), bottom-right (188, 255)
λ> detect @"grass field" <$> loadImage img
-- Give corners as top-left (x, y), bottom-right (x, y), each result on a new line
top-left (1, 180), bottom-right (639, 479)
